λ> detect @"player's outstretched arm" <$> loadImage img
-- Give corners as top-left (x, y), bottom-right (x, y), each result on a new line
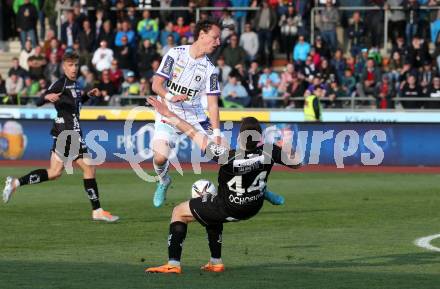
top-left (87, 88), bottom-right (101, 97)
top-left (282, 147), bottom-right (303, 169)
top-left (81, 88), bottom-right (101, 103)
top-left (147, 96), bottom-right (209, 150)
top-left (207, 95), bottom-right (222, 144)
top-left (37, 78), bottom-right (65, 106)
top-left (272, 143), bottom-right (303, 170)
top-left (36, 92), bottom-right (61, 106)
top-left (269, 128), bottom-right (303, 169)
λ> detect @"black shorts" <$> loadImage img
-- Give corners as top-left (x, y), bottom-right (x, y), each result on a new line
top-left (51, 136), bottom-right (88, 161)
top-left (189, 194), bottom-right (240, 227)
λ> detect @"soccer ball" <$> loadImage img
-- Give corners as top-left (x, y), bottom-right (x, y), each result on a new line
top-left (191, 179), bottom-right (217, 198)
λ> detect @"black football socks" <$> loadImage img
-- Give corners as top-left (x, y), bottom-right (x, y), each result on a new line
top-left (18, 169), bottom-right (49, 186)
top-left (83, 178), bottom-right (101, 210)
top-left (18, 172), bottom-right (102, 211)
top-left (206, 224), bottom-right (223, 261)
top-left (168, 221), bottom-right (188, 264)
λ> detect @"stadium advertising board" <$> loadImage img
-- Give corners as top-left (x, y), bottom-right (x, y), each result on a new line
top-left (0, 119), bottom-right (439, 167)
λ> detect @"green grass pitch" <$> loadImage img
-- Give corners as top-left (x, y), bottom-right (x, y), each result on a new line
top-left (1, 167), bottom-right (440, 289)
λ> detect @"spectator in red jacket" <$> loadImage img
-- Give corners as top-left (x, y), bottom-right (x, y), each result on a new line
top-left (109, 60), bottom-right (124, 93)
top-left (356, 58), bottom-right (382, 102)
top-left (173, 16), bottom-right (190, 38)
top-left (44, 38), bottom-right (64, 63)
top-left (375, 74), bottom-right (395, 109)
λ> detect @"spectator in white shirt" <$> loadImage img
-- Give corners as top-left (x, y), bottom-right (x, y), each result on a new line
top-left (19, 40), bottom-right (35, 71)
top-left (220, 9), bottom-right (237, 41)
top-left (239, 23), bottom-right (259, 63)
top-left (5, 73), bottom-right (24, 104)
top-left (317, 0), bottom-right (336, 5)
top-left (92, 40), bottom-right (114, 72)
top-left (216, 56), bottom-right (232, 88)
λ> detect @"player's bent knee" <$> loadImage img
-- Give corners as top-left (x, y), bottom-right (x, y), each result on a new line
top-left (171, 202), bottom-right (193, 223)
top-left (47, 169), bottom-right (62, 180)
top-left (83, 171), bottom-right (95, 179)
top-left (153, 154), bottom-right (168, 166)
top-left (171, 206), bottom-right (183, 220)
top-left (152, 140), bottom-right (170, 165)
top-left (83, 166), bottom-right (96, 178)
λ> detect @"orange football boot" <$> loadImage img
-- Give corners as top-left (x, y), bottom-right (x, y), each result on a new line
top-left (200, 262), bottom-right (225, 272)
top-left (145, 264), bottom-right (182, 274)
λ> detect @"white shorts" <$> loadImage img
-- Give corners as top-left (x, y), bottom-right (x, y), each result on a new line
top-left (152, 113), bottom-right (213, 145)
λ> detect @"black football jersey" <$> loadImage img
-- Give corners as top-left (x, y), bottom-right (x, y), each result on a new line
top-left (37, 76), bottom-right (89, 137)
top-left (205, 142), bottom-right (291, 220)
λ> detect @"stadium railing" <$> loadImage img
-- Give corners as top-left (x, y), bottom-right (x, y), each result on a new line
top-left (2, 94), bottom-right (439, 110)
top-left (310, 5), bottom-right (440, 54)
top-left (57, 5), bottom-right (259, 38)
top-left (287, 96), bottom-right (440, 110)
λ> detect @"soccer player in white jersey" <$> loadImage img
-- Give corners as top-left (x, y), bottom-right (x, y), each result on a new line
top-left (150, 20), bottom-right (223, 207)
top-left (149, 19), bottom-right (285, 208)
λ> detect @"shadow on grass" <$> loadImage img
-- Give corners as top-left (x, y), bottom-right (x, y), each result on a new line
top-left (1, 257), bottom-right (440, 289)
top-left (259, 208), bottom-right (340, 216)
top-left (279, 245), bottom-right (319, 249)
top-left (293, 252), bottom-right (440, 268)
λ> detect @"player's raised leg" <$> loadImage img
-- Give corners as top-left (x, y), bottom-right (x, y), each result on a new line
top-left (264, 190), bottom-right (285, 206)
top-left (76, 158), bottom-right (119, 222)
top-left (145, 201), bottom-right (195, 274)
top-left (151, 134), bottom-right (172, 208)
top-left (3, 152), bottom-right (64, 203)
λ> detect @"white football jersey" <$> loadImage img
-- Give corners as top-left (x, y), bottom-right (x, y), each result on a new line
top-left (155, 45), bottom-right (220, 123)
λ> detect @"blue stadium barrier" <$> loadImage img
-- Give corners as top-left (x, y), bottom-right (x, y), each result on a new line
top-left (1, 119), bottom-right (439, 166)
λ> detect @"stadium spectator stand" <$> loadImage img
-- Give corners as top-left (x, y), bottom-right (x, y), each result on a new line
top-left (0, 0), bottom-right (440, 109)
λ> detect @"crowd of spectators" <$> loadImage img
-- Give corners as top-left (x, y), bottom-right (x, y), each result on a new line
top-left (1, 0), bottom-right (440, 109)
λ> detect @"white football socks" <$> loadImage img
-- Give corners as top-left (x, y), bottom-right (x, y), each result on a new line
top-left (210, 257), bottom-right (223, 265)
top-left (168, 260), bottom-right (180, 266)
top-left (153, 160), bottom-right (170, 184)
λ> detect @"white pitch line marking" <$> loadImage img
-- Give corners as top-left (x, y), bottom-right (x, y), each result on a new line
top-left (414, 234), bottom-right (440, 252)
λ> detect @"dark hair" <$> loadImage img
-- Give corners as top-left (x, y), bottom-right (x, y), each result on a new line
top-left (239, 117), bottom-right (262, 151)
top-left (229, 69), bottom-right (241, 79)
top-left (222, 8), bottom-right (230, 15)
top-left (62, 51), bottom-right (80, 62)
top-left (194, 19), bottom-right (220, 41)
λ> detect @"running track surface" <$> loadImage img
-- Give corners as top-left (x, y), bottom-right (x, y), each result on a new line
top-left (1, 160), bottom-right (439, 174)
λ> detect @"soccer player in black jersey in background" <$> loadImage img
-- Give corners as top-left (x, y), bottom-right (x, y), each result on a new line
top-left (2, 52), bottom-right (119, 222)
top-left (145, 97), bottom-right (302, 274)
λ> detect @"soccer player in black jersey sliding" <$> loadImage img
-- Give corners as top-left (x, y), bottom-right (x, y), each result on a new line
top-left (145, 97), bottom-right (302, 274)
top-left (2, 52), bottom-right (119, 222)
